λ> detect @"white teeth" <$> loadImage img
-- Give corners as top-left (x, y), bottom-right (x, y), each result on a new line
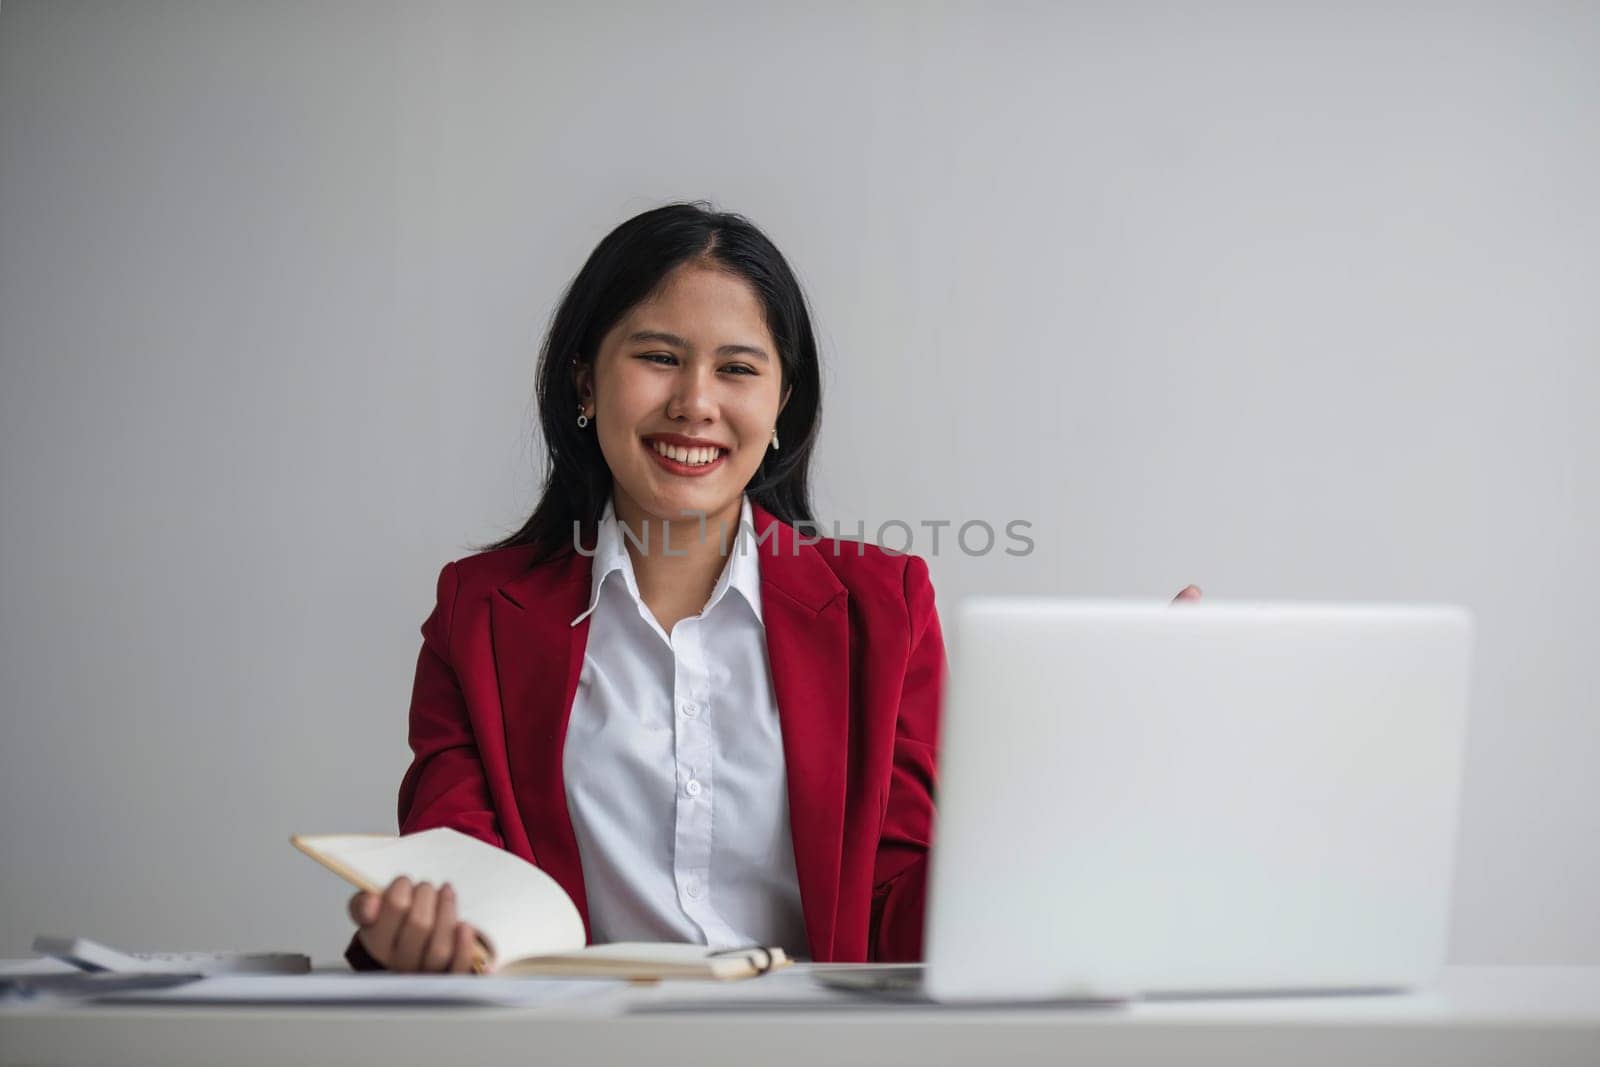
top-left (651, 440), bottom-right (721, 467)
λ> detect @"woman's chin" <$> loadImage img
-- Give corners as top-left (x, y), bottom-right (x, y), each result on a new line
top-left (623, 474), bottom-right (742, 524)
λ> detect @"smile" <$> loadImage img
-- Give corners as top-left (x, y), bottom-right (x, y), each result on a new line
top-left (643, 436), bottom-right (730, 476)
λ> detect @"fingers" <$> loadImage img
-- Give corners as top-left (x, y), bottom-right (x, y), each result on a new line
top-left (422, 883), bottom-right (459, 972)
top-left (349, 876), bottom-right (477, 973)
top-left (391, 881), bottom-right (438, 971)
top-left (348, 890), bottom-right (380, 926)
top-left (356, 876), bottom-right (413, 967)
top-left (1172, 584), bottom-right (1203, 603)
top-left (448, 922), bottom-right (480, 974)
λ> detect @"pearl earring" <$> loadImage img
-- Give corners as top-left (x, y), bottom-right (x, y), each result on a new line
top-left (576, 405), bottom-right (590, 428)
top-left (770, 427), bottom-right (780, 451)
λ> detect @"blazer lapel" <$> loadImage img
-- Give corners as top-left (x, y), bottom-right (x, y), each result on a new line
top-left (491, 550), bottom-right (594, 938)
top-left (752, 503), bottom-right (851, 961)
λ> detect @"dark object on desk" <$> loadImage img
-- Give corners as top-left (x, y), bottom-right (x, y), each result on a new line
top-left (810, 964), bottom-right (1130, 1007)
top-left (810, 964), bottom-right (930, 1000)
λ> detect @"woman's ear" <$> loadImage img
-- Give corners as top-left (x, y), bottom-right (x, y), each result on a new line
top-left (572, 360), bottom-right (594, 406)
top-left (779, 383), bottom-right (792, 414)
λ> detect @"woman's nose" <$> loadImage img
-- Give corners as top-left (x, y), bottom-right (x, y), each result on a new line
top-left (666, 366), bottom-right (716, 422)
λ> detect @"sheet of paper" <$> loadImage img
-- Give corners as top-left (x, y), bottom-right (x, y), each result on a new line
top-left (623, 966), bottom-right (881, 1012)
top-left (90, 973), bottom-right (626, 1008)
top-left (621, 965), bottom-right (1133, 1014)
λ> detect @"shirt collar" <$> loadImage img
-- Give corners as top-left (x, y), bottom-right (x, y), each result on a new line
top-left (717, 495), bottom-right (765, 624)
top-left (570, 495), bottom-right (764, 627)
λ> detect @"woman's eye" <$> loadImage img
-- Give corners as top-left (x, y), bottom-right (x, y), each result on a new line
top-left (636, 352), bottom-right (753, 375)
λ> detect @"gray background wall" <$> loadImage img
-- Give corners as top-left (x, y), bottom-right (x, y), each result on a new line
top-left (1, 1), bottom-right (1595, 964)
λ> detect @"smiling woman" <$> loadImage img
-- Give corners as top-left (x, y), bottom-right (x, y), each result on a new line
top-left (575, 265), bottom-right (790, 555)
top-left (342, 202), bottom-right (947, 973)
top-left (498, 204), bottom-right (824, 566)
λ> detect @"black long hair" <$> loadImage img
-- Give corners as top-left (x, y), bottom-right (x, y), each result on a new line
top-left (483, 201), bottom-right (822, 563)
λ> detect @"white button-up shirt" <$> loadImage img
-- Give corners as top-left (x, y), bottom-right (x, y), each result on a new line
top-left (561, 494), bottom-right (810, 954)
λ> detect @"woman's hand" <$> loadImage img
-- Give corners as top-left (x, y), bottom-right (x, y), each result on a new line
top-left (349, 877), bottom-right (486, 973)
top-left (1171, 584), bottom-right (1203, 603)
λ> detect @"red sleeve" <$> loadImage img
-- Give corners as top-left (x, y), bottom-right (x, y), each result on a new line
top-left (394, 561), bottom-right (505, 846)
top-left (346, 561), bottom-right (505, 971)
top-left (868, 554), bottom-right (944, 962)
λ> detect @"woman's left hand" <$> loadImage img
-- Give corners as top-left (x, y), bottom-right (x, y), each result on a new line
top-left (1171, 585), bottom-right (1203, 603)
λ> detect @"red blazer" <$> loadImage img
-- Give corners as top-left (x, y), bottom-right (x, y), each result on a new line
top-left (348, 503), bottom-right (945, 967)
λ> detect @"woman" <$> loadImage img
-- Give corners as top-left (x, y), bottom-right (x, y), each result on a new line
top-left (345, 202), bottom-right (945, 971)
top-left (345, 202), bottom-right (1201, 972)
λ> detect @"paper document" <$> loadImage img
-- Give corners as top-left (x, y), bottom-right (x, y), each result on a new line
top-left (89, 973), bottom-right (628, 1008)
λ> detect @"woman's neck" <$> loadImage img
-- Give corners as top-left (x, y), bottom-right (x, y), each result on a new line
top-left (612, 493), bottom-right (743, 632)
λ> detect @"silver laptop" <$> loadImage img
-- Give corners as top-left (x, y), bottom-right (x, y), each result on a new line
top-left (920, 598), bottom-right (1474, 1002)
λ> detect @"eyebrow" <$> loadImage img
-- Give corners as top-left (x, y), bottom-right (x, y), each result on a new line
top-left (625, 330), bottom-right (770, 363)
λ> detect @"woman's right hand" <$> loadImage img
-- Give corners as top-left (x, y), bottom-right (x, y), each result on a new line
top-left (349, 877), bottom-right (486, 973)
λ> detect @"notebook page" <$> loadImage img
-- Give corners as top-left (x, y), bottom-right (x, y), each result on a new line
top-left (499, 942), bottom-right (790, 978)
top-left (572, 942), bottom-right (743, 962)
top-left (294, 829), bottom-right (585, 963)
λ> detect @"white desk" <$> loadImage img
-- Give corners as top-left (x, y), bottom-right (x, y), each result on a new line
top-left (3, 966), bottom-right (1598, 1067)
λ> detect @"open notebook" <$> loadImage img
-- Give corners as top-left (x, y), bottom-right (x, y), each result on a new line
top-left (293, 829), bottom-right (789, 980)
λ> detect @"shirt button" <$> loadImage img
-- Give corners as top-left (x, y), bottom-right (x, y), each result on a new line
top-left (685, 779), bottom-right (703, 798)
top-left (680, 701), bottom-right (700, 718)
top-left (685, 879), bottom-right (703, 899)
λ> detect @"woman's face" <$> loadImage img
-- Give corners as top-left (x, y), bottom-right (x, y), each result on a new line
top-left (580, 263), bottom-right (788, 530)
